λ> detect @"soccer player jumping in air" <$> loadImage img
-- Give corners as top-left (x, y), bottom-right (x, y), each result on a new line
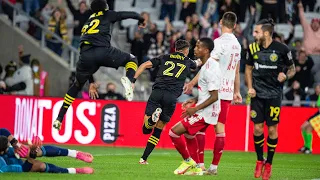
top-left (169, 37), bottom-right (221, 175)
top-left (132, 40), bottom-right (200, 164)
top-left (53, 0), bottom-right (146, 130)
top-left (245, 18), bottom-right (296, 180)
top-left (184, 12), bottom-right (242, 174)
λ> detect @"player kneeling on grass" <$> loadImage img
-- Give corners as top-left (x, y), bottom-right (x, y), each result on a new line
top-left (0, 136), bottom-right (93, 174)
top-left (0, 128), bottom-right (93, 163)
top-left (169, 38), bottom-right (221, 175)
top-left (132, 40), bottom-right (201, 164)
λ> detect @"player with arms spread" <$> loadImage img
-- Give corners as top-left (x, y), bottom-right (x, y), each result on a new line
top-left (184, 12), bottom-right (242, 174)
top-left (169, 37), bottom-right (221, 175)
top-left (53, 0), bottom-right (146, 130)
top-left (133, 40), bottom-right (200, 164)
top-left (245, 18), bottom-right (296, 180)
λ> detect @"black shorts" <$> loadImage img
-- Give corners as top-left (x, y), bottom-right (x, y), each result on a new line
top-left (307, 111), bottom-right (320, 122)
top-left (76, 45), bottom-right (134, 84)
top-left (145, 89), bottom-right (177, 123)
top-left (250, 97), bottom-right (282, 126)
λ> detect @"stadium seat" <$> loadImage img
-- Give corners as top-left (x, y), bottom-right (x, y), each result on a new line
top-left (294, 25), bottom-right (304, 39)
top-left (304, 12), bottom-right (320, 23)
top-left (153, 20), bottom-right (166, 31)
top-left (275, 24), bottom-right (292, 39)
top-left (172, 20), bottom-right (185, 31)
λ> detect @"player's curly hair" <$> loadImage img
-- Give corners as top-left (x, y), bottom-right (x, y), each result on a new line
top-left (0, 135), bottom-right (8, 153)
top-left (90, 0), bottom-right (109, 13)
top-left (175, 40), bottom-right (190, 51)
top-left (256, 18), bottom-right (275, 35)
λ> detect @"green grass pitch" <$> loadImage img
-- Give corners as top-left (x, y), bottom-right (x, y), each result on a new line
top-left (1, 146), bottom-right (320, 180)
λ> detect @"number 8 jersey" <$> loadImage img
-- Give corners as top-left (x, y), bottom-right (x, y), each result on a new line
top-left (150, 52), bottom-right (197, 98)
top-left (210, 33), bottom-right (241, 101)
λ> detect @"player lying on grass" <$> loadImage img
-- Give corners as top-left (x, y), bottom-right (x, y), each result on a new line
top-left (0, 128), bottom-right (93, 163)
top-left (132, 40), bottom-right (201, 164)
top-left (0, 136), bottom-right (93, 174)
top-left (169, 37), bottom-right (221, 175)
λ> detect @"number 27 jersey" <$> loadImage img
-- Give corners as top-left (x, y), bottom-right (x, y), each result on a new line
top-left (150, 52), bottom-right (197, 98)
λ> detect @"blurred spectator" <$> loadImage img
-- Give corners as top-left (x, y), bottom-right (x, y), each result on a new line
top-left (143, 23), bottom-right (159, 55)
top-left (219, 0), bottom-right (240, 20)
top-left (285, 80), bottom-right (306, 106)
top-left (273, 23), bottom-right (294, 45)
top-left (31, 59), bottom-right (49, 97)
top-left (45, 8), bottom-right (69, 56)
top-left (107, 0), bottom-right (115, 10)
top-left (99, 82), bottom-right (125, 100)
top-left (207, 22), bottom-right (221, 40)
top-left (130, 31), bottom-right (144, 65)
top-left (201, 0), bottom-right (219, 23)
top-left (298, 2), bottom-right (320, 83)
top-left (301, 0), bottom-right (317, 11)
top-left (183, 30), bottom-right (196, 59)
top-left (24, 0), bottom-right (39, 15)
top-left (285, 0), bottom-right (299, 24)
top-left (259, 0), bottom-right (280, 22)
top-left (147, 31), bottom-right (170, 60)
top-left (239, 0), bottom-right (255, 22)
top-left (307, 83), bottom-right (320, 107)
top-left (3, 61), bottom-right (18, 87)
top-left (0, 54), bottom-right (33, 95)
top-left (66, 0), bottom-right (91, 48)
top-left (288, 49), bottom-right (314, 90)
top-left (180, 0), bottom-right (197, 22)
top-left (159, 0), bottom-right (176, 22)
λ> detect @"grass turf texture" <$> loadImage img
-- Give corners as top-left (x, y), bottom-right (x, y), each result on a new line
top-left (1, 146), bottom-right (320, 180)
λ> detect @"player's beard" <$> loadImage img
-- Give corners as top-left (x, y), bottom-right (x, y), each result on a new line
top-left (255, 36), bottom-right (265, 46)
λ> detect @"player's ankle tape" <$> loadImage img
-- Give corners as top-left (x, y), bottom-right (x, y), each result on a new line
top-left (10, 138), bottom-right (18, 146)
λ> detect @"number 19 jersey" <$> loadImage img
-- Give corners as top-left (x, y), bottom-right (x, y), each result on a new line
top-left (210, 33), bottom-right (241, 101)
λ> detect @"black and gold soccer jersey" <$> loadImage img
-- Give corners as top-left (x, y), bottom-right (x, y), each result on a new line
top-left (150, 52), bottom-right (197, 97)
top-left (80, 10), bottom-right (143, 47)
top-left (246, 41), bottom-right (294, 99)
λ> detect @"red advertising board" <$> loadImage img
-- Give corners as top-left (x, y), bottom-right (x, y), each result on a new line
top-left (0, 95), bottom-right (319, 154)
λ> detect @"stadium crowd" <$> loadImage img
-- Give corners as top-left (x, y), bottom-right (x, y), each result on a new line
top-left (0, 0), bottom-right (319, 106)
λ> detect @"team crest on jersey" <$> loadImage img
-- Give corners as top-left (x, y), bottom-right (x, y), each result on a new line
top-left (250, 110), bottom-right (257, 118)
top-left (269, 51), bottom-right (278, 62)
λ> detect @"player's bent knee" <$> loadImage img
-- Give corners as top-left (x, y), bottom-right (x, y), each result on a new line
top-left (253, 124), bottom-right (264, 135)
top-left (268, 125), bottom-right (278, 136)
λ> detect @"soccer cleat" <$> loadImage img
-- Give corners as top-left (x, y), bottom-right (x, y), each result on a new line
top-left (174, 159), bottom-right (197, 175)
top-left (121, 77), bottom-right (134, 101)
top-left (262, 163), bottom-right (272, 180)
top-left (53, 120), bottom-right (62, 130)
top-left (200, 165), bottom-right (206, 172)
top-left (75, 167), bottom-right (94, 174)
top-left (205, 168), bottom-right (218, 175)
top-left (298, 146), bottom-right (306, 152)
top-left (76, 151), bottom-right (94, 163)
top-left (152, 108), bottom-right (162, 123)
top-left (304, 148), bottom-right (312, 154)
top-left (139, 158), bottom-right (149, 165)
top-left (254, 160), bottom-right (265, 178)
top-left (184, 166), bottom-right (203, 176)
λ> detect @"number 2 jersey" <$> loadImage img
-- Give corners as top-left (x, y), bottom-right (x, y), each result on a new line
top-left (80, 10), bottom-right (144, 47)
top-left (210, 33), bottom-right (241, 101)
top-left (246, 41), bottom-right (294, 99)
top-left (150, 52), bottom-right (197, 98)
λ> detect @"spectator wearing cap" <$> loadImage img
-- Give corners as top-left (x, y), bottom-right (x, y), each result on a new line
top-left (66, 0), bottom-right (91, 49)
top-left (0, 55), bottom-right (33, 95)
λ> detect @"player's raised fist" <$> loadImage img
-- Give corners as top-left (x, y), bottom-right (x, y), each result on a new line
top-left (277, 72), bottom-right (287, 83)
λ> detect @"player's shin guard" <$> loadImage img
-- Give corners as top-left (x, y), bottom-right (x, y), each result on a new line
top-left (254, 134), bottom-right (265, 161)
top-left (41, 146), bottom-right (73, 157)
top-left (169, 130), bottom-right (190, 160)
top-left (45, 163), bottom-right (70, 173)
top-left (266, 137), bottom-right (278, 164)
top-left (305, 132), bottom-right (313, 150)
top-left (141, 127), bottom-right (162, 160)
top-left (196, 132), bottom-right (205, 165)
top-left (185, 134), bottom-right (199, 163)
top-left (57, 83), bottom-right (81, 122)
top-left (212, 133), bottom-right (225, 166)
top-left (125, 60), bottom-right (138, 83)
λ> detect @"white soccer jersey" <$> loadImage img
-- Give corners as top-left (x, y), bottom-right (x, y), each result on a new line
top-left (210, 33), bottom-right (241, 100)
top-left (196, 58), bottom-right (221, 125)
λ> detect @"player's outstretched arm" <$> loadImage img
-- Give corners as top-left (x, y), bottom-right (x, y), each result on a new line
top-left (133, 61), bottom-right (153, 82)
top-left (183, 72), bottom-right (200, 94)
top-left (113, 11), bottom-right (145, 25)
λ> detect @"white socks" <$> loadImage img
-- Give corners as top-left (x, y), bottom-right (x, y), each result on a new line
top-left (67, 168), bottom-right (76, 174)
top-left (68, 150), bottom-right (77, 158)
top-left (209, 164), bottom-right (218, 170)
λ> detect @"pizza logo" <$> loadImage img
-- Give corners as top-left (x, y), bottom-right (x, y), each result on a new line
top-left (250, 110), bottom-right (257, 118)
